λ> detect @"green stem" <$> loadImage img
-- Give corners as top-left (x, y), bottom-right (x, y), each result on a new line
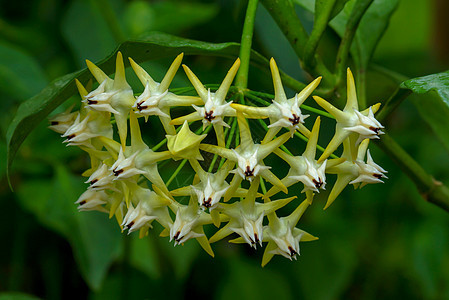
top-left (235, 0), bottom-right (259, 91)
top-left (280, 70), bottom-right (308, 92)
top-left (260, 176), bottom-right (267, 194)
top-left (208, 118), bottom-right (232, 172)
top-left (219, 118), bottom-right (238, 169)
top-left (93, 0), bottom-right (126, 44)
top-left (303, 0), bottom-right (338, 70)
top-left (255, 118), bottom-right (292, 155)
top-left (335, 0), bottom-right (374, 84)
top-left (376, 134), bottom-right (449, 213)
top-left (166, 159), bottom-right (188, 187)
top-left (260, 0), bottom-right (334, 83)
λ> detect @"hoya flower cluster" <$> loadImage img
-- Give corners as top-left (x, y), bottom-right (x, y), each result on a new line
top-left (49, 52), bottom-right (387, 265)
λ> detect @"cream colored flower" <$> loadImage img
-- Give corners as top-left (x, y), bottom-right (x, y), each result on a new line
top-left (262, 198), bottom-right (317, 266)
top-left (313, 68), bottom-right (383, 162)
top-left (171, 58), bottom-right (240, 147)
top-left (324, 139), bottom-right (387, 209)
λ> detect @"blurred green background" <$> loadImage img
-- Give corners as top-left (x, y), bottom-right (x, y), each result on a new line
top-left (1, 0), bottom-right (449, 299)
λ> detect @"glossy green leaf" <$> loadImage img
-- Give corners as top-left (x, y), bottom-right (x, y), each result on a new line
top-left (401, 70), bottom-right (449, 151)
top-left (6, 31), bottom-right (272, 185)
top-left (16, 164), bottom-right (122, 291)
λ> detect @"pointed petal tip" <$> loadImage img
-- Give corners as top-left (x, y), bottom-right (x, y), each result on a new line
top-left (323, 198), bottom-right (334, 210)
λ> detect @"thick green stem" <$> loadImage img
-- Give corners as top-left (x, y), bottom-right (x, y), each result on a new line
top-left (303, 0), bottom-right (338, 69)
top-left (376, 134), bottom-right (449, 213)
top-left (235, 0), bottom-right (259, 91)
top-left (335, 0), bottom-right (374, 85)
top-left (261, 0), bottom-right (334, 83)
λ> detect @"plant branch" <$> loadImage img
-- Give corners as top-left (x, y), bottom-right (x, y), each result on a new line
top-left (335, 0), bottom-right (374, 85)
top-left (376, 134), bottom-right (449, 213)
top-left (260, 0), bottom-right (334, 83)
top-left (303, 0), bottom-right (338, 70)
top-left (235, 0), bottom-right (259, 91)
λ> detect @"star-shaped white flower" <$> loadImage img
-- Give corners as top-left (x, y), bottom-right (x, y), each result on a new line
top-left (261, 198), bottom-right (318, 266)
top-left (313, 68), bottom-right (384, 162)
top-left (265, 117), bottom-right (344, 199)
top-left (97, 112), bottom-right (174, 201)
top-left (62, 113), bottom-right (99, 148)
top-left (84, 52), bottom-right (136, 146)
top-left (171, 58), bottom-right (240, 147)
top-left (210, 179), bottom-right (295, 249)
top-left (191, 177), bottom-right (229, 211)
top-left (121, 184), bottom-right (172, 236)
top-left (345, 107), bottom-right (384, 143)
top-left (130, 53), bottom-right (202, 135)
top-left (75, 189), bottom-right (109, 213)
top-left (231, 58), bottom-right (320, 142)
top-left (132, 83), bottom-right (169, 119)
top-left (85, 163), bottom-right (116, 191)
top-left (324, 138), bottom-right (388, 209)
top-left (48, 104), bottom-right (78, 134)
top-left (110, 147), bottom-right (146, 180)
top-left (166, 197), bottom-right (224, 257)
top-left (192, 88), bottom-right (232, 130)
top-left (82, 80), bottom-right (119, 114)
top-left (230, 147), bottom-right (270, 181)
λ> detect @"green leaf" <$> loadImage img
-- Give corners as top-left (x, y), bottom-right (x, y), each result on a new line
top-left (316, 0), bottom-right (349, 21)
top-left (16, 164), bottom-right (122, 290)
top-left (330, 0), bottom-right (399, 69)
top-left (401, 70), bottom-right (449, 151)
top-left (123, 1), bottom-right (218, 37)
top-left (158, 235), bottom-right (200, 279)
top-left (6, 32), bottom-right (274, 185)
top-left (295, 0), bottom-right (398, 68)
top-left (61, 0), bottom-right (117, 66)
top-left (303, 0), bottom-right (350, 66)
top-left (0, 41), bottom-right (47, 101)
top-left (129, 235), bottom-right (160, 279)
top-left (411, 222), bottom-right (449, 299)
